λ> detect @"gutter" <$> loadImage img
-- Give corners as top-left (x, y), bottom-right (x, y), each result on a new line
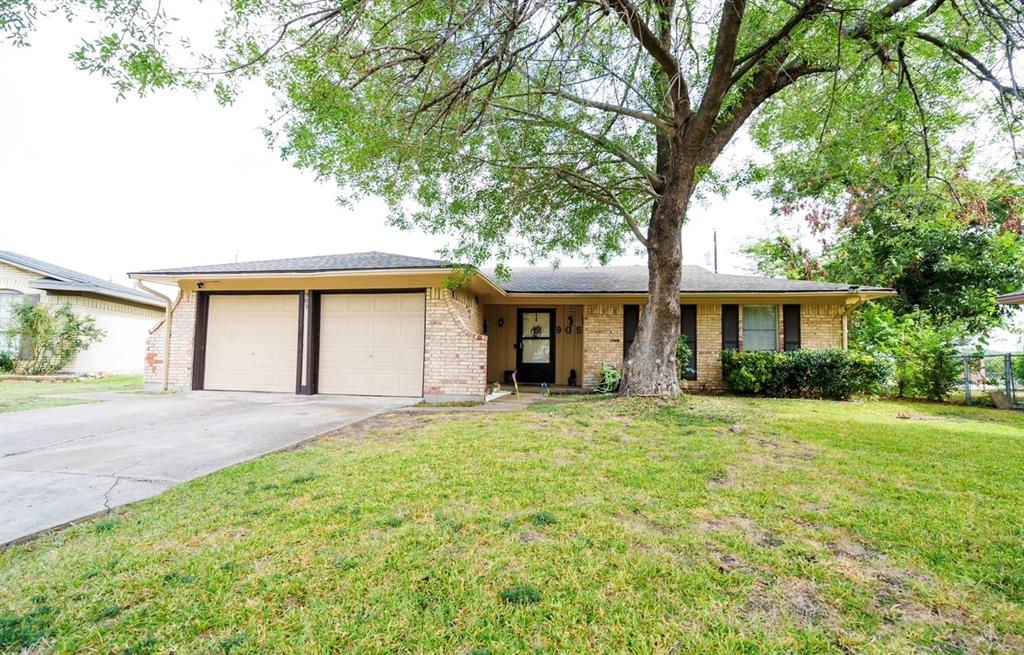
top-left (134, 281), bottom-right (174, 392)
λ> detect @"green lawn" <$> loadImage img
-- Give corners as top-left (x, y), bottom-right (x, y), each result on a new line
top-left (0, 375), bottom-right (143, 413)
top-left (1, 397), bottom-right (1022, 653)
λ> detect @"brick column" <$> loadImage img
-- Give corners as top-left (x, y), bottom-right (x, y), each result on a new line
top-left (143, 290), bottom-right (196, 392)
top-left (582, 304), bottom-right (624, 389)
top-left (422, 287), bottom-right (488, 402)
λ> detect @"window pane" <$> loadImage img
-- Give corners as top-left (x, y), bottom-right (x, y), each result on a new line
top-left (522, 340), bottom-right (550, 363)
top-left (743, 305), bottom-right (777, 352)
top-left (522, 312), bottom-right (550, 337)
top-left (0, 291), bottom-right (21, 355)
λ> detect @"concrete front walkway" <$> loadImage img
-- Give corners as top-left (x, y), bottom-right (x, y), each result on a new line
top-left (0, 391), bottom-right (414, 545)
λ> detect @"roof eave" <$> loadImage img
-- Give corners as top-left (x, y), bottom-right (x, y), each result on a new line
top-left (28, 280), bottom-right (165, 308)
top-left (129, 267), bottom-right (509, 296)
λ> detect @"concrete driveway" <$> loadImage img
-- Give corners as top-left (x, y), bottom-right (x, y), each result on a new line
top-left (0, 391), bottom-right (415, 545)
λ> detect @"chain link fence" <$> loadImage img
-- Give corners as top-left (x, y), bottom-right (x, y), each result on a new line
top-left (876, 351), bottom-right (1023, 408)
top-left (956, 352), bottom-right (1023, 408)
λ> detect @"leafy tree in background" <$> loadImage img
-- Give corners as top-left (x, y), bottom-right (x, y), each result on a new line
top-left (743, 173), bottom-right (1024, 335)
top-left (4, 0), bottom-right (1024, 396)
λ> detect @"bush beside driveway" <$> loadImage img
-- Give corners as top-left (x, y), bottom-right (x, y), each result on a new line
top-left (1, 397), bottom-right (1021, 653)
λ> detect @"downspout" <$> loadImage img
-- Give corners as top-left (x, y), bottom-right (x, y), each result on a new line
top-left (843, 295), bottom-right (867, 350)
top-left (135, 280), bottom-right (173, 392)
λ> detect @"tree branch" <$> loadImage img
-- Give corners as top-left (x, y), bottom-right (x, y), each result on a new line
top-left (688, 0), bottom-right (748, 148)
top-left (541, 88), bottom-right (675, 134)
top-left (914, 30), bottom-right (1024, 100)
top-left (602, 0), bottom-right (688, 109)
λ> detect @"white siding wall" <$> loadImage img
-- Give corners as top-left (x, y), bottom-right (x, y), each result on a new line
top-left (0, 260), bottom-right (162, 374)
top-left (57, 297), bottom-right (162, 374)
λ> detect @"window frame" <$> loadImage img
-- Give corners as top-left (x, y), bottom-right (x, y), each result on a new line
top-left (742, 304), bottom-right (779, 352)
top-left (0, 289), bottom-right (24, 356)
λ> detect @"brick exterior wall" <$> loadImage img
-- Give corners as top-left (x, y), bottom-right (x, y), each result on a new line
top-left (582, 303), bottom-right (624, 389)
top-left (422, 287), bottom-right (488, 401)
top-left (681, 303), bottom-right (725, 392)
top-left (801, 303), bottom-right (846, 349)
top-left (143, 291), bottom-right (196, 391)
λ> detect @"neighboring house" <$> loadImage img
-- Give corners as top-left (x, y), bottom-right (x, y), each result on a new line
top-left (0, 250), bottom-right (164, 374)
top-left (997, 290), bottom-right (1024, 305)
top-left (129, 252), bottom-right (894, 401)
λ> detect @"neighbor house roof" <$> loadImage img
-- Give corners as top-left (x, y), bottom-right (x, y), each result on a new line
top-left (0, 250), bottom-right (163, 308)
top-left (130, 251), bottom-right (893, 297)
top-left (997, 289), bottom-right (1024, 305)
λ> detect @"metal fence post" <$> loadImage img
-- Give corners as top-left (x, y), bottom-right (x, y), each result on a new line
top-left (963, 355), bottom-right (972, 406)
top-left (1006, 354), bottom-right (1014, 402)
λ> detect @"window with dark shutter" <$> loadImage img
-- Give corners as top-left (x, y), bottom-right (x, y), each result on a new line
top-left (722, 304), bottom-right (739, 351)
top-left (623, 304), bottom-right (639, 359)
top-left (783, 304), bottom-right (801, 351)
top-left (680, 304), bottom-right (697, 379)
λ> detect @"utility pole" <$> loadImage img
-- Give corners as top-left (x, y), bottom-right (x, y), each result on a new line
top-left (713, 230), bottom-right (718, 274)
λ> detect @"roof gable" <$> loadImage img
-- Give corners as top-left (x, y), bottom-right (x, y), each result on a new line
top-left (0, 250), bottom-right (162, 307)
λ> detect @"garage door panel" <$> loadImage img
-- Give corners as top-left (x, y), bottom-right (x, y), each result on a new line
top-left (318, 293), bottom-right (424, 397)
top-left (204, 295), bottom-right (299, 393)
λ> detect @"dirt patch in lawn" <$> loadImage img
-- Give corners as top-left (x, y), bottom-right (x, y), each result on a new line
top-left (695, 516), bottom-right (781, 548)
top-left (322, 412), bottom-right (435, 445)
top-left (743, 578), bottom-right (835, 629)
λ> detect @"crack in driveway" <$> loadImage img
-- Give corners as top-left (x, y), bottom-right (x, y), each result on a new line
top-left (0, 466), bottom-right (177, 486)
top-left (1, 392), bottom-right (414, 545)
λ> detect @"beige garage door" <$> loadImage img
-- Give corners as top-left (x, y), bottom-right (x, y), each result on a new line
top-left (318, 293), bottom-right (424, 397)
top-left (204, 294), bottom-right (299, 393)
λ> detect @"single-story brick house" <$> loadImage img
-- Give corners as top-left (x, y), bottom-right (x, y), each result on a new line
top-left (129, 252), bottom-right (894, 401)
top-left (1, 250), bottom-right (164, 374)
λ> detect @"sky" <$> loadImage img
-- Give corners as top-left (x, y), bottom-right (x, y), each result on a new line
top-left (0, 12), bottom-right (777, 290)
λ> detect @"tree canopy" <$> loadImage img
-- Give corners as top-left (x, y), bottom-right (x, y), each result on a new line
top-left (743, 164), bottom-right (1024, 335)
top-left (5, 0), bottom-right (1021, 267)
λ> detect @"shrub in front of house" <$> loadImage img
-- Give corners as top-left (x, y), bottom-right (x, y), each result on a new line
top-left (3, 302), bottom-right (104, 375)
top-left (721, 349), bottom-right (889, 400)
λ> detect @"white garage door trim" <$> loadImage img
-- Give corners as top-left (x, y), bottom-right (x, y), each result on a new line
top-left (316, 291), bottom-right (425, 397)
top-left (200, 293), bottom-right (301, 393)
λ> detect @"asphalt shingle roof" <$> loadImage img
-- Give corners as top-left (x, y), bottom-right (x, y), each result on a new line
top-left (0, 250), bottom-right (163, 307)
top-left (132, 251), bottom-right (885, 294)
top-left (132, 251), bottom-right (450, 275)
top-left (488, 265), bottom-right (870, 293)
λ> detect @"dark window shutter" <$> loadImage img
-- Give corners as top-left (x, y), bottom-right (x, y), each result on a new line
top-left (680, 304), bottom-right (697, 379)
top-left (722, 304), bottom-right (739, 351)
top-left (623, 304), bottom-right (640, 359)
top-left (783, 304), bottom-right (801, 351)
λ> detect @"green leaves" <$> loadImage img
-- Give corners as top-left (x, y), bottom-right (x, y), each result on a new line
top-left (4, 302), bottom-right (105, 375)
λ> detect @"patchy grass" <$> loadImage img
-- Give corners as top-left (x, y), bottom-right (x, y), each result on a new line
top-left (0, 397), bottom-right (1021, 653)
top-left (0, 375), bottom-right (143, 413)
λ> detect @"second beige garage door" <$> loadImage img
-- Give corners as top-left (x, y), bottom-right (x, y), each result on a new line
top-left (318, 293), bottom-right (424, 397)
top-left (204, 294), bottom-right (299, 393)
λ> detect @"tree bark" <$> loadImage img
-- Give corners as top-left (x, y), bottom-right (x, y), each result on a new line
top-left (620, 167), bottom-right (691, 396)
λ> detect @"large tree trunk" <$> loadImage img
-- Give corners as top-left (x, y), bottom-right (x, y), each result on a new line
top-left (620, 173), bottom-right (691, 397)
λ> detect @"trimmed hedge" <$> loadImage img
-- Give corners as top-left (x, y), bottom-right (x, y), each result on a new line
top-left (721, 349), bottom-right (889, 400)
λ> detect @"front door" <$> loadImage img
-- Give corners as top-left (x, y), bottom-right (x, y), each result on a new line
top-left (516, 309), bottom-right (556, 383)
